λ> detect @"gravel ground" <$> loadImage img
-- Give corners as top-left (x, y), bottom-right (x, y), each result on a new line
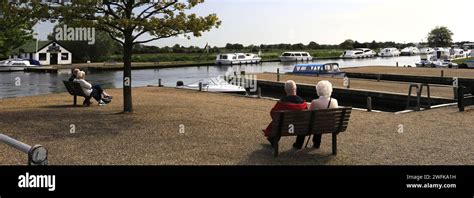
top-left (0, 87), bottom-right (472, 165)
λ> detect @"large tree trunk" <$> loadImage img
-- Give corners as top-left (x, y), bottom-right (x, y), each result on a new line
top-left (123, 32), bottom-right (133, 113)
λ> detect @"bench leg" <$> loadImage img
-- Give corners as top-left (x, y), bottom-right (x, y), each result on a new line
top-left (73, 95), bottom-right (77, 106)
top-left (332, 133), bottom-right (337, 155)
top-left (273, 139), bottom-right (279, 157)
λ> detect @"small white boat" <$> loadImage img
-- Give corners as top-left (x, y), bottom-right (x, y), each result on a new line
top-left (215, 53), bottom-right (261, 65)
top-left (0, 59), bottom-right (40, 72)
top-left (378, 48), bottom-right (401, 57)
top-left (419, 47), bottom-right (434, 54)
top-left (279, 51), bottom-right (312, 62)
top-left (431, 60), bottom-right (458, 68)
top-left (340, 48), bottom-right (375, 59)
top-left (400, 47), bottom-right (420, 56)
top-left (449, 48), bottom-right (467, 59)
top-left (176, 77), bottom-right (246, 93)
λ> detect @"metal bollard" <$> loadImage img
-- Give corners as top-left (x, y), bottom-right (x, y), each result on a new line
top-left (396, 62), bottom-right (399, 67)
top-left (199, 82), bottom-right (203, 92)
top-left (377, 74), bottom-right (381, 82)
top-left (277, 68), bottom-right (280, 82)
top-left (158, 78), bottom-right (163, 87)
top-left (367, 97), bottom-right (372, 112)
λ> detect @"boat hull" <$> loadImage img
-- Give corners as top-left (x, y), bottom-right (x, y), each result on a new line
top-left (0, 66), bottom-right (27, 72)
top-left (279, 57), bottom-right (313, 62)
top-left (215, 59), bottom-right (261, 65)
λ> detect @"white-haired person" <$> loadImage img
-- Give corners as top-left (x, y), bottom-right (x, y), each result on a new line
top-left (293, 80), bottom-right (339, 149)
top-left (263, 80), bottom-right (308, 147)
top-left (73, 71), bottom-right (112, 106)
top-left (69, 68), bottom-right (81, 82)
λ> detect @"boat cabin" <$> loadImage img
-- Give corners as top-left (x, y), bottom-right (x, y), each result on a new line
top-left (292, 63), bottom-right (344, 76)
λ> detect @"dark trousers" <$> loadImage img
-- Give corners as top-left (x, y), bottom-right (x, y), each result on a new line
top-left (294, 134), bottom-right (322, 149)
top-left (90, 85), bottom-right (104, 102)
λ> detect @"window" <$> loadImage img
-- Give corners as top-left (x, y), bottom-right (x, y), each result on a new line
top-left (295, 53), bottom-right (301, 57)
top-left (238, 55), bottom-right (245, 59)
top-left (61, 53), bottom-right (69, 61)
top-left (355, 52), bottom-right (363, 55)
top-left (302, 53), bottom-right (308, 57)
top-left (221, 55), bottom-right (228, 59)
top-left (282, 53), bottom-right (291, 57)
top-left (39, 53), bottom-right (47, 61)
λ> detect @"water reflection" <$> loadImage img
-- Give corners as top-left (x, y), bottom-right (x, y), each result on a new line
top-left (0, 56), bottom-right (421, 99)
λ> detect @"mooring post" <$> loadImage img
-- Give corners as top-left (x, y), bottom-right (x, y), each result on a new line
top-left (257, 87), bottom-right (262, 98)
top-left (377, 74), bottom-right (381, 82)
top-left (158, 78), bottom-right (162, 87)
top-left (277, 68), bottom-right (280, 82)
top-left (199, 82), bottom-right (202, 92)
top-left (396, 62), bottom-right (399, 67)
top-left (367, 97), bottom-right (372, 112)
top-left (441, 70), bottom-right (444, 77)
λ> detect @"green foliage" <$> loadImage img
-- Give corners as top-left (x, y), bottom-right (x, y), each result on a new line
top-left (0, 1), bottom-right (48, 58)
top-left (427, 26), bottom-right (453, 47)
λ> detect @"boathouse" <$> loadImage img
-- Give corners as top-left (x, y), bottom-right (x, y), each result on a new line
top-left (10, 41), bottom-right (72, 65)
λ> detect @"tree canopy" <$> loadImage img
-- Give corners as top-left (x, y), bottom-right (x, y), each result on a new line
top-left (427, 26), bottom-right (453, 47)
top-left (49, 0), bottom-right (221, 112)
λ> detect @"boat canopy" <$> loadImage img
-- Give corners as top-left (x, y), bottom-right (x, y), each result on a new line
top-left (292, 63), bottom-right (343, 75)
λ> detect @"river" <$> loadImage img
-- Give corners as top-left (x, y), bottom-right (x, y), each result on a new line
top-left (0, 56), bottom-right (421, 99)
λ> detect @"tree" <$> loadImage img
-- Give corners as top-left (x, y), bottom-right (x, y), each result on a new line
top-left (0, 2), bottom-right (47, 58)
top-left (339, 39), bottom-right (354, 49)
top-left (308, 41), bottom-right (319, 49)
top-left (48, 22), bottom-right (117, 63)
top-left (50, 1), bottom-right (221, 113)
top-left (427, 26), bottom-right (453, 47)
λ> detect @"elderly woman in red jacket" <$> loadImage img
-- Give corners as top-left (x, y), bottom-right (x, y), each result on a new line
top-left (263, 80), bottom-right (308, 147)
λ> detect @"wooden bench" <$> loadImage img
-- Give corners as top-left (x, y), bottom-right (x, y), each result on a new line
top-left (63, 81), bottom-right (91, 106)
top-left (269, 107), bottom-right (352, 157)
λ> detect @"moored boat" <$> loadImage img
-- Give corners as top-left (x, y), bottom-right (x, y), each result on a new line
top-left (291, 63), bottom-right (345, 77)
top-left (215, 53), bottom-right (261, 65)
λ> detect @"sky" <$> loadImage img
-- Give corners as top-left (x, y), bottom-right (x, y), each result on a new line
top-left (34, 0), bottom-right (474, 47)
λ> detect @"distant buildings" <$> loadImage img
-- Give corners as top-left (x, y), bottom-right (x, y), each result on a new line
top-left (10, 41), bottom-right (72, 65)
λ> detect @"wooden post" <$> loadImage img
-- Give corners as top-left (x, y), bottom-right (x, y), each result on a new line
top-left (332, 134), bottom-right (337, 155)
top-left (257, 87), bottom-right (262, 98)
top-left (377, 74), bottom-right (381, 82)
top-left (367, 97), bottom-right (372, 112)
top-left (277, 68), bottom-right (280, 82)
top-left (199, 82), bottom-right (202, 92)
top-left (396, 62), bottom-right (399, 67)
top-left (458, 86), bottom-right (465, 112)
top-left (158, 78), bottom-right (162, 87)
top-left (441, 70), bottom-right (444, 77)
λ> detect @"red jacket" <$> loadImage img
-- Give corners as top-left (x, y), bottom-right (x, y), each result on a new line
top-left (264, 101), bottom-right (308, 137)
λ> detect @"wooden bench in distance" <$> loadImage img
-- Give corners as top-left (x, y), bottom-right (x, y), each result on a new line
top-left (269, 107), bottom-right (352, 157)
top-left (63, 81), bottom-right (91, 106)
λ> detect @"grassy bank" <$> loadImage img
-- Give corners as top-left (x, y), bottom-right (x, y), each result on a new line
top-left (453, 57), bottom-right (474, 65)
top-left (102, 49), bottom-right (343, 63)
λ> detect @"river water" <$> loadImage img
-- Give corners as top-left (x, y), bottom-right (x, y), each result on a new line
top-left (0, 56), bottom-right (420, 99)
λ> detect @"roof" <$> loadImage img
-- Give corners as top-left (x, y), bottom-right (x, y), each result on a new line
top-left (295, 63), bottom-right (325, 67)
top-left (11, 41), bottom-right (70, 54)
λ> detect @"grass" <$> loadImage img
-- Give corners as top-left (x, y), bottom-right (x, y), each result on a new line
top-left (102, 49), bottom-right (344, 63)
top-left (453, 57), bottom-right (474, 65)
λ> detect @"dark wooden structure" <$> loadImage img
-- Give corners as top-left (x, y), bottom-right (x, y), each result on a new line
top-left (268, 107), bottom-right (352, 157)
top-left (458, 85), bottom-right (474, 112)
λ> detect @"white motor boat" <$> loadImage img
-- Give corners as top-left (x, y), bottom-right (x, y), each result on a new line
top-left (215, 53), bottom-right (261, 65)
top-left (279, 52), bottom-right (313, 62)
top-left (176, 77), bottom-right (246, 94)
top-left (0, 59), bottom-right (39, 72)
top-left (400, 47), bottom-right (420, 56)
top-left (449, 48), bottom-right (467, 59)
top-left (419, 47), bottom-right (434, 54)
top-left (378, 48), bottom-right (401, 57)
top-left (431, 60), bottom-right (458, 68)
top-left (355, 48), bottom-right (376, 58)
top-left (340, 48), bottom-right (375, 59)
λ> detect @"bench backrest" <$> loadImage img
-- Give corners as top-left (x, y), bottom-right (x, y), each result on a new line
top-left (270, 107), bottom-right (352, 137)
top-left (63, 81), bottom-right (86, 96)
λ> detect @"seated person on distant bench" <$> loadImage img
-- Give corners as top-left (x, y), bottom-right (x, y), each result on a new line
top-left (263, 80), bottom-right (308, 146)
top-left (68, 68), bottom-right (80, 82)
top-left (293, 80), bottom-right (339, 150)
top-left (73, 71), bottom-right (112, 106)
